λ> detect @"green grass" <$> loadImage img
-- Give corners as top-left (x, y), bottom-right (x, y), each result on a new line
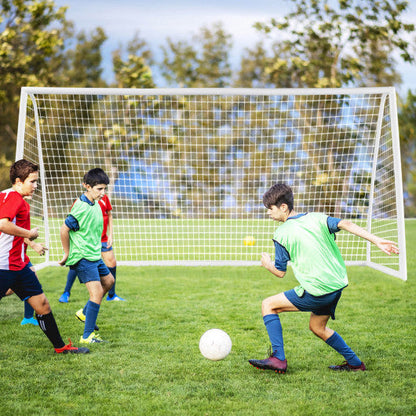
top-left (0, 221), bottom-right (415, 416)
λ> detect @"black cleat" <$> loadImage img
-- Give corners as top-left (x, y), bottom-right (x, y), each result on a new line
top-left (328, 361), bottom-right (366, 371)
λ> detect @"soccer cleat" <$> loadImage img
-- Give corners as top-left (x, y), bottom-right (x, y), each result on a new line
top-left (328, 361), bottom-right (366, 372)
top-left (54, 340), bottom-right (90, 354)
top-left (79, 332), bottom-right (107, 344)
top-left (249, 356), bottom-right (288, 374)
top-left (75, 308), bottom-right (99, 331)
top-left (59, 292), bottom-right (70, 303)
top-left (21, 317), bottom-right (39, 326)
top-left (106, 294), bottom-right (126, 301)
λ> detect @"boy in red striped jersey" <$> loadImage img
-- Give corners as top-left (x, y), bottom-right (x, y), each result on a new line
top-left (0, 159), bottom-right (89, 354)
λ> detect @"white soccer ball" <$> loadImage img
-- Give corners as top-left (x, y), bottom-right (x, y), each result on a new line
top-left (199, 329), bottom-right (232, 361)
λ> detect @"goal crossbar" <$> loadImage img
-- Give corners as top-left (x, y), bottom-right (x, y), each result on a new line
top-left (16, 87), bottom-right (407, 280)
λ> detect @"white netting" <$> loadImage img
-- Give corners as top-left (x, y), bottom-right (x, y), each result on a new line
top-left (17, 87), bottom-right (406, 279)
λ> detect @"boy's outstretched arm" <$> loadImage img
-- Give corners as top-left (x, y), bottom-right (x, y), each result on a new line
top-left (261, 252), bottom-right (286, 278)
top-left (338, 220), bottom-right (399, 256)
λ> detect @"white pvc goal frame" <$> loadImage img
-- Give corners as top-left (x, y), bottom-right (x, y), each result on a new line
top-left (16, 87), bottom-right (407, 280)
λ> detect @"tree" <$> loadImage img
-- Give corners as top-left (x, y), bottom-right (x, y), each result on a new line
top-left (398, 89), bottom-right (416, 217)
top-left (161, 22), bottom-right (232, 87)
top-left (112, 33), bottom-right (154, 88)
top-left (238, 0), bottom-right (415, 88)
top-left (58, 27), bottom-right (107, 87)
top-left (0, 0), bottom-right (70, 189)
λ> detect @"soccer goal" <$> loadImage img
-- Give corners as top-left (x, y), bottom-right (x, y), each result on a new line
top-left (16, 87), bottom-right (407, 280)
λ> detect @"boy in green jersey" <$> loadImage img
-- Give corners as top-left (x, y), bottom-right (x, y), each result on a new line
top-left (249, 183), bottom-right (399, 373)
top-left (59, 168), bottom-right (114, 344)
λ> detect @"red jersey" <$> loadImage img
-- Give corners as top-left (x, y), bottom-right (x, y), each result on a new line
top-left (98, 194), bottom-right (112, 243)
top-left (0, 189), bottom-right (30, 270)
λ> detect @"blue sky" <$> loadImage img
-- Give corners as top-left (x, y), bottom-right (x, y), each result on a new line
top-left (55, 0), bottom-right (416, 93)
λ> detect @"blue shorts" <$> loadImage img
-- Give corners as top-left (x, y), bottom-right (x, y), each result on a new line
top-left (0, 264), bottom-right (43, 301)
top-left (70, 259), bottom-right (110, 284)
top-left (284, 288), bottom-right (344, 320)
top-left (101, 242), bottom-right (113, 253)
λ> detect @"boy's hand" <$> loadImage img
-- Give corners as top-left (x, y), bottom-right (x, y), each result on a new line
top-left (28, 227), bottom-right (39, 240)
top-left (375, 239), bottom-right (399, 255)
top-left (261, 252), bottom-right (273, 269)
top-left (30, 241), bottom-right (48, 256)
top-left (58, 253), bottom-right (68, 266)
top-left (261, 252), bottom-right (286, 278)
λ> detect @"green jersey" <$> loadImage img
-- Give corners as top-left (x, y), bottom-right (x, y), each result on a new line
top-left (66, 196), bottom-right (103, 266)
top-left (274, 213), bottom-right (348, 296)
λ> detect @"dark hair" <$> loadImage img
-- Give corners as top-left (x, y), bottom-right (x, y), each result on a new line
top-left (263, 183), bottom-right (294, 211)
top-left (83, 168), bottom-right (110, 187)
top-left (10, 159), bottom-right (39, 184)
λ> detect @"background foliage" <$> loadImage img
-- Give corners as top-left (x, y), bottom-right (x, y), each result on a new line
top-left (0, 0), bottom-right (415, 215)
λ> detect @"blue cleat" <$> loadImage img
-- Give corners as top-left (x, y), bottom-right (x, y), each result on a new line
top-left (21, 317), bottom-right (39, 326)
top-left (106, 294), bottom-right (126, 301)
top-left (59, 292), bottom-right (70, 303)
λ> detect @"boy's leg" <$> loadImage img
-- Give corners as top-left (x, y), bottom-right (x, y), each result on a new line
top-left (28, 293), bottom-right (65, 348)
top-left (81, 281), bottom-right (104, 340)
top-left (309, 313), bottom-right (365, 370)
top-left (21, 300), bottom-right (38, 326)
top-left (102, 250), bottom-right (124, 300)
top-left (249, 292), bottom-right (299, 373)
top-left (59, 269), bottom-right (77, 302)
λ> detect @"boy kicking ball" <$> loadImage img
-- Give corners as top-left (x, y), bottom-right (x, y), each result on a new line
top-left (0, 159), bottom-right (88, 354)
top-left (249, 183), bottom-right (399, 374)
top-left (59, 168), bottom-right (114, 344)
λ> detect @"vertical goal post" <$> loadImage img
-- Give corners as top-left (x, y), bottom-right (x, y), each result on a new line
top-left (16, 87), bottom-right (407, 280)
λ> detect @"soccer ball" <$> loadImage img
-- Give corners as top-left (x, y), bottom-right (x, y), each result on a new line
top-left (243, 235), bottom-right (256, 246)
top-left (199, 329), bottom-right (232, 361)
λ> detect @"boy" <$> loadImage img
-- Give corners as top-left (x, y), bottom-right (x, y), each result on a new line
top-left (59, 193), bottom-right (125, 303)
top-left (59, 168), bottom-right (114, 344)
top-left (249, 183), bottom-right (399, 373)
top-left (0, 159), bottom-right (89, 354)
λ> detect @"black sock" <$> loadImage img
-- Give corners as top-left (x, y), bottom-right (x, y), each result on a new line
top-left (36, 312), bottom-right (65, 349)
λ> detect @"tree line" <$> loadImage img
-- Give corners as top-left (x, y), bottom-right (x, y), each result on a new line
top-left (1, 0), bottom-right (415, 215)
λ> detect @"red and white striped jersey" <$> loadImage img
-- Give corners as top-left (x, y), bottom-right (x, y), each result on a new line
top-left (0, 189), bottom-right (30, 270)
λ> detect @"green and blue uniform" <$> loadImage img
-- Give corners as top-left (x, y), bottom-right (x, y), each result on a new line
top-left (273, 213), bottom-right (348, 296)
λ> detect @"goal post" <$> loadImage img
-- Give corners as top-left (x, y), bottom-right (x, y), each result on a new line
top-left (16, 87), bottom-right (407, 280)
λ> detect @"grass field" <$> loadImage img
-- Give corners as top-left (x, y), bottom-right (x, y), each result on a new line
top-left (0, 221), bottom-right (415, 416)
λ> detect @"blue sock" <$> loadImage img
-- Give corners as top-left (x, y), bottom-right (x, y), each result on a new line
top-left (83, 300), bottom-right (100, 339)
top-left (24, 301), bottom-right (35, 319)
top-left (64, 269), bottom-right (77, 294)
top-left (108, 266), bottom-right (116, 297)
top-left (325, 331), bottom-right (362, 366)
top-left (263, 314), bottom-right (285, 360)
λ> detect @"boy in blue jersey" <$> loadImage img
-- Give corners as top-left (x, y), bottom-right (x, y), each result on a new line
top-left (249, 183), bottom-right (399, 373)
top-left (59, 168), bottom-right (114, 344)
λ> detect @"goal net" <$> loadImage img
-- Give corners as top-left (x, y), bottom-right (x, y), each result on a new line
top-left (16, 87), bottom-right (407, 280)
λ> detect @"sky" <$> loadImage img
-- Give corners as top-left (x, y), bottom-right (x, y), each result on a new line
top-left (54, 0), bottom-right (416, 93)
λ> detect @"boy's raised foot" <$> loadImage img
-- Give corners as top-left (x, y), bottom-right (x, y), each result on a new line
top-left (328, 361), bottom-right (366, 371)
top-left (55, 340), bottom-right (90, 354)
top-left (249, 356), bottom-right (287, 374)
top-left (75, 308), bottom-right (99, 331)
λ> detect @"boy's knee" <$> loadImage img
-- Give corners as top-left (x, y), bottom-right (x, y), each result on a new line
top-left (309, 323), bottom-right (326, 340)
top-left (261, 298), bottom-right (274, 316)
top-left (32, 294), bottom-right (51, 315)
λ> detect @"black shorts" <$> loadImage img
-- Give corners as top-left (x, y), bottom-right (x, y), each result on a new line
top-left (0, 264), bottom-right (43, 301)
